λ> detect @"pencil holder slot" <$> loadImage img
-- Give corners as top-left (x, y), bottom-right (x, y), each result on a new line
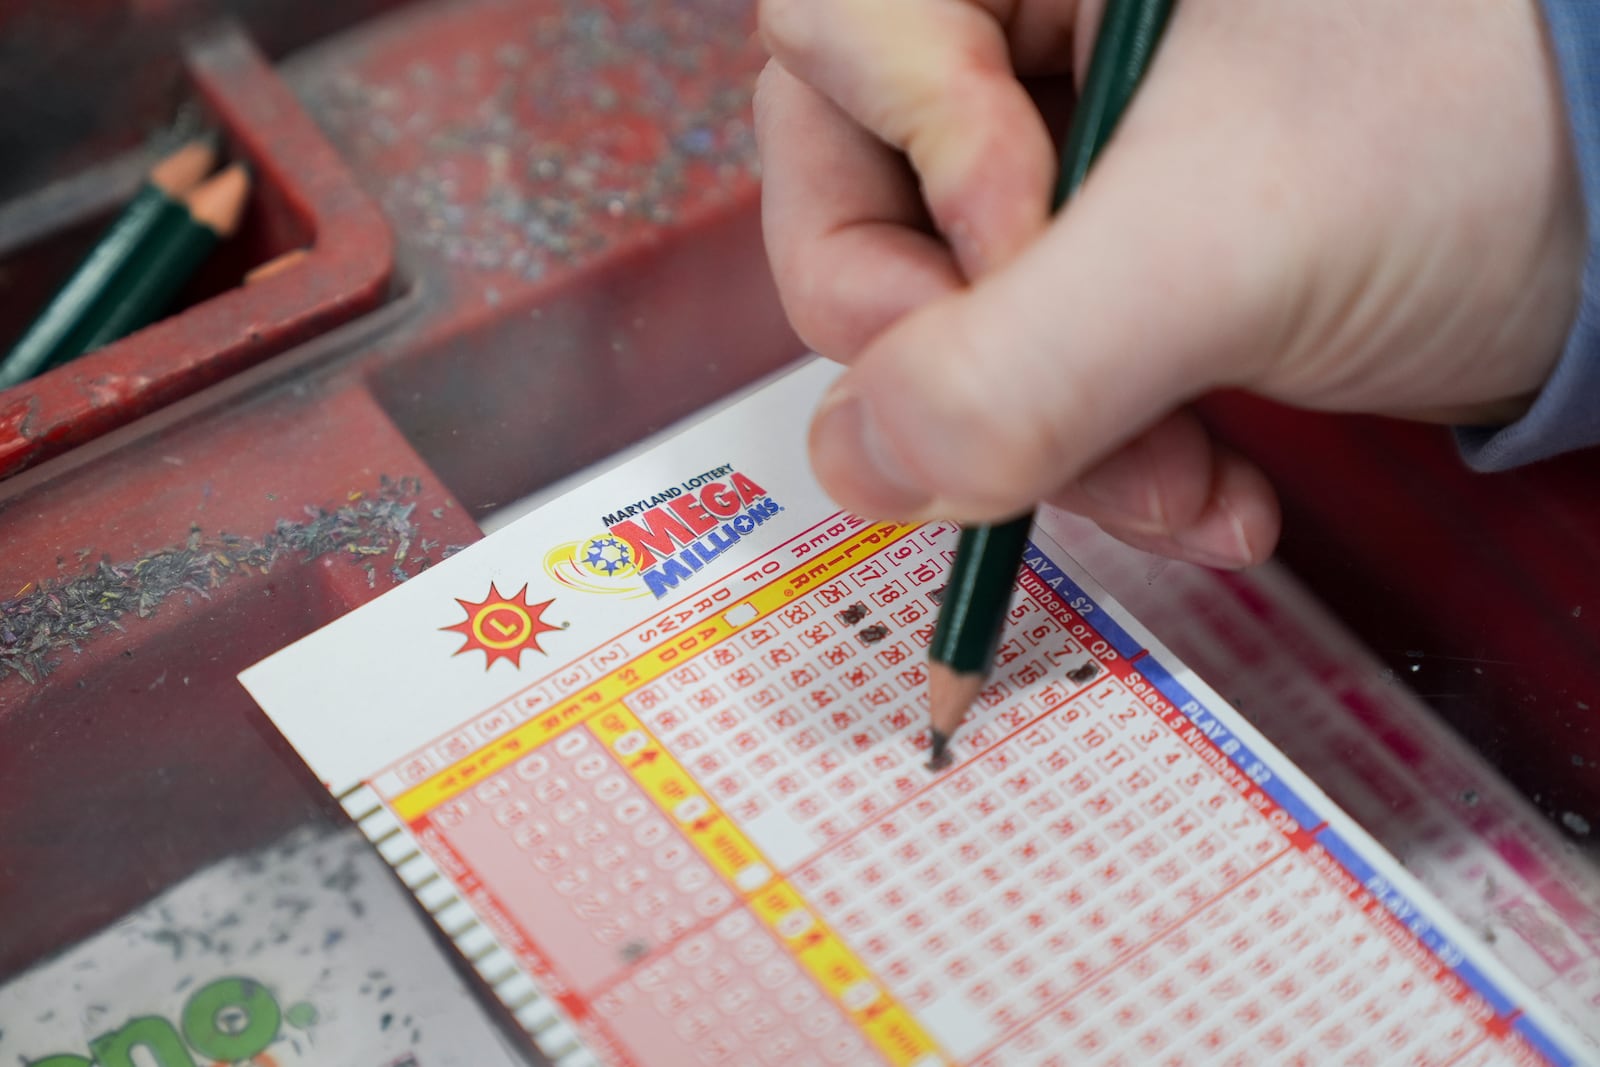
top-left (0, 23), bottom-right (394, 482)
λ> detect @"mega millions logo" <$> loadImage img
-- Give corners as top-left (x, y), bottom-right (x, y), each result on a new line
top-left (544, 464), bottom-right (783, 600)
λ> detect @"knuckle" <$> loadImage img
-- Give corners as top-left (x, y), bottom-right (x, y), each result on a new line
top-left (947, 319), bottom-right (1061, 502)
top-left (751, 60), bottom-right (786, 128)
top-left (781, 297), bottom-right (833, 358)
top-left (757, 0), bottom-right (815, 59)
top-left (782, 260), bottom-right (850, 358)
top-left (863, 66), bottom-right (963, 156)
top-left (767, 240), bottom-right (826, 347)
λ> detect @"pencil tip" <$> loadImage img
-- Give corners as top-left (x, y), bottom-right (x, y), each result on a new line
top-left (185, 163), bottom-right (252, 236)
top-left (925, 729), bottom-right (952, 772)
top-left (925, 660), bottom-right (984, 764)
top-left (149, 140), bottom-right (217, 196)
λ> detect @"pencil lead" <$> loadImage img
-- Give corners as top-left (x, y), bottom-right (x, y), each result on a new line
top-left (148, 140), bottom-right (217, 196)
top-left (926, 660), bottom-right (983, 765)
top-left (925, 729), bottom-right (952, 772)
top-left (185, 163), bottom-right (251, 237)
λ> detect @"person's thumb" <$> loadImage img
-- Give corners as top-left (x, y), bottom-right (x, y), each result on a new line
top-left (808, 100), bottom-right (1299, 524)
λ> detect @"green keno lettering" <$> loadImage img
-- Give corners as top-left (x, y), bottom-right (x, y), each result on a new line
top-left (89, 1016), bottom-right (196, 1067)
top-left (183, 977), bottom-right (281, 1061)
top-left (29, 976), bottom-right (290, 1066)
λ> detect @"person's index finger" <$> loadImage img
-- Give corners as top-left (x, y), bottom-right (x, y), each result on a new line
top-left (759, 0), bottom-right (1056, 276)
top-left (756, 62), bottom-right (966, 361)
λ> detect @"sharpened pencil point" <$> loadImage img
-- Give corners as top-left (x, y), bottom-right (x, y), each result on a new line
top-left (148, 140), bottom-right (217, 196)
top-left (926, 729), bottom-right (952, 772)
top-left (185, 163), bottom-right (251, 237)
top-left (926, 660), bottom-right (984, 764)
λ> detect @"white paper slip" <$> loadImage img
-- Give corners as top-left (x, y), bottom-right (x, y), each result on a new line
top-left (242, 358), bottom-right (1594, 1066)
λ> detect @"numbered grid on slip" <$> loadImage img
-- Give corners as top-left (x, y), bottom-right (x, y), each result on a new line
top-left (963, 853), bottom-right (1498, 1066)
top-left (422, 719), bottom-right (878, 1066)
top-left (589, 909), bottom-right (870, 1067)
top-left (374, 513), bottom-right (1557, 1066)
top-left (612, 524), bottom-right (1263, 1054)
top-left (607, 522), bottom-right (1534, 1063)
top-left (622, 527), bottom-right (961, 872)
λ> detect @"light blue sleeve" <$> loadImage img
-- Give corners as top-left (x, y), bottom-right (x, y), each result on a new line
top-left (1458, 0), bottom-right (1600, 471)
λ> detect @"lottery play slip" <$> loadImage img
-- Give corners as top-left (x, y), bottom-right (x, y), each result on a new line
top-left (242, 360), bottom-right (1593, 1067)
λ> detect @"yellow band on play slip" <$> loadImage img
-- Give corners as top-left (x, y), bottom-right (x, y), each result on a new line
top-left (390, 522), bottom-right (919, 822)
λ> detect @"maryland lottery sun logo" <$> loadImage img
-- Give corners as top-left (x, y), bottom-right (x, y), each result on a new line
top-left (441, 583), bottom-right (564, 670)
top-left (544, 466), bottom-right (782, 601)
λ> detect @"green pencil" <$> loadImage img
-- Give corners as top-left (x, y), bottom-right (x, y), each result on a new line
top-left (926, 0), bottom-right (1175, 770)
top-left (0, 141), bottom-right (215, 390)
top-left (55, 163), bottom-right (251, 362)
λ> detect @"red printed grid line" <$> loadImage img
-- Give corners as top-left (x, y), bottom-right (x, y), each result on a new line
top-left (1440, 1035), bottom-right (1496, 1067)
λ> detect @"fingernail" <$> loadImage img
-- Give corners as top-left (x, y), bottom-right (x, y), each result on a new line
top-left (811, 387), bottom-right (933, 517)
top-left (1174, 502), bottom-right (1255, 570)
top-left (1076, 449), bottom-right (1164, 532)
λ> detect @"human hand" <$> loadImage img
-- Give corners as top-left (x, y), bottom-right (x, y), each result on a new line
top-left (755, 0), bottom-right (1583, 567)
